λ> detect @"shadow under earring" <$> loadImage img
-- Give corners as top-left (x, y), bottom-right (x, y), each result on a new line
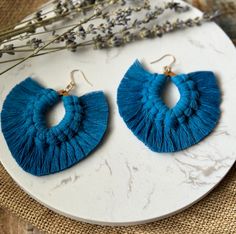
top-left (1, 70), bottom-right (109, 176)
top-left (117, 55), bottom-right (221, 153)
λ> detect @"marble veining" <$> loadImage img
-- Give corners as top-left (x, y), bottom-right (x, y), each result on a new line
top-left (95, 159), bottom-right (113, 176)
top-left (187, 37), bottom-right (205, 49)
top-left (208, 43), bottom-right (225, 54)
top-left (0, 0), bottom-right (236, 226)
top-left (125, 161), bottom-right (134, 197)
top-left (51, 174), bottom-right (82, 191)
top-left (143, 185), bottom-right (156, 210)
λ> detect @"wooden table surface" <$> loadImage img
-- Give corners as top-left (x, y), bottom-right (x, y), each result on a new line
top-left (0, 0), bottom-right (235, 233)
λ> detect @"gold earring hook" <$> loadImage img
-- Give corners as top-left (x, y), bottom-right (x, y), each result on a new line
top-left (150, 54), bottom-right (177, 77)
top-left (58, 69), bottom-right (93, 96)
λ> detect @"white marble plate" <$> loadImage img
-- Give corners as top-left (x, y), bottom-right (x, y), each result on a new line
top-left (0, 0), bottom-right (236, 226)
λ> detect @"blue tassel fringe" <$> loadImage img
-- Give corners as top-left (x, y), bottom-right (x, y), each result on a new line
top-left (1, 78), bottom-right (109, 176)
top-left (117, 60), bottom-right (221, 153)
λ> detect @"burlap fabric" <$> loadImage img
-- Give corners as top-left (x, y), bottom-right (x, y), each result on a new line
top-left (0, 1), bottom-right (236, 233)
top-left (0, 163), bottom-right (235, 234)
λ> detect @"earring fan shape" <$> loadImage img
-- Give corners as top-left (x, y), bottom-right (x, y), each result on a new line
top-left (117, 60), bottom-right (221, 153)
top-left (1, 78), bottom-right (109, 176)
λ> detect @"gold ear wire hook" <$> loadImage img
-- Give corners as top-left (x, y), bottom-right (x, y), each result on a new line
top-left (150, 54), bottom-right (177, 77)
top-left (70, 69), bottom-right (93, 88)
top-left (58, 69), bottom-right (93, 96)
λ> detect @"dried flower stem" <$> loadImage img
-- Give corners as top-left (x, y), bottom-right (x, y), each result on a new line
top-left (0, 49), bottom-right (62, 64)
top-left (0, 0), bottom-right (217, 76)
top-left (1, 16), bottom-right (102, 46)
top-left (0, 0), bottom-right (109, 41)
top-left (0, 13), bottom-right (99, 75)
top-left (0, 1), bottom-right (180, 55)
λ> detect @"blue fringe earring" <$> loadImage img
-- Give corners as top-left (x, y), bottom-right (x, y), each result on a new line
top-left (1, 70), bottom-right (109, 176)
top-left (117, 55), bottom-right (221, 153)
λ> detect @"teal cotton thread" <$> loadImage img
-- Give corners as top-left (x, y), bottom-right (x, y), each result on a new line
top-left (117, 60), bottom-right (221, 153)
top-left (1, 78), bottom-right (109, 176)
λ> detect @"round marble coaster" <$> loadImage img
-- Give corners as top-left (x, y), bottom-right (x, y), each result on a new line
top-left (0, 0), bottom-right (236, 226)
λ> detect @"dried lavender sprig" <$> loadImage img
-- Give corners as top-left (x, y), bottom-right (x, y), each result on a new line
top-left (0, 1), bottom-right (218, 75)
top-left (0, 1), bottom-right (148, 47)
top-left (0, 40), bottom-right (94, 64)
top-left (0, 49), bottom-right (63, 64)
top-left (0, 0), bottom-right (102, 33)
top-left (0, 14), bottom-right (104, 45)
top-left (79, 1), bottom-right (189, 37)
top-left (0, 0), bottom-right (110, 41)
top-left (0, 0), bottom-right (119, 75)
top-left (90, 12), bottom-right (218, 49)
top-left (0, 1), bottom-right (189, 55)
top-left (0, 0), bottom-right (187, 46)
top-left (0, 0), bottom-right (149, 55)
top-left (0, 11), bottom-right (217, 64)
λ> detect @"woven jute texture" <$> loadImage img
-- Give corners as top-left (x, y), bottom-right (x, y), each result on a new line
top-left (0, 1), bottom-right (236, 233)
top-left (0, 0), bottom-right (48, 29)
top-left (0, 163), bottom-right (235, 234)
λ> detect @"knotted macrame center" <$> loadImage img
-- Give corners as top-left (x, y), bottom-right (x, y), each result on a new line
top-left (45, 99), bottom-right (65, 128)
top-left (117, 60), bottom-right (221, 152)
top-left (1, 77), bottom-right (109, 176)
top-left (25, 89), bottom-right (83, 145)
top-left (160, 78), bottom-right (180, 108)
top-left (141, 73), bottom-right (200, 129)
